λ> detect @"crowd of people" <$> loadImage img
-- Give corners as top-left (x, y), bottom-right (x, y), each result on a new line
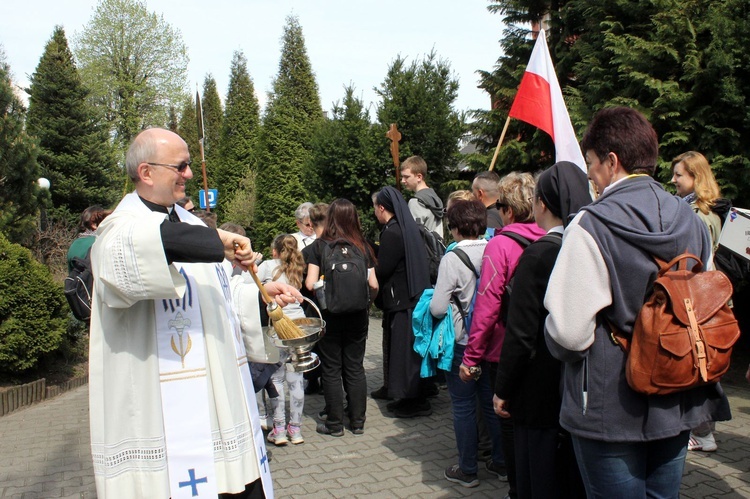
top-left (79, 105), bottom-right (746, 499)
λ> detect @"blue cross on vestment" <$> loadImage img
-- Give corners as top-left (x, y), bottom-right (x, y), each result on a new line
top-left (259, 446), bottom-right (268, 473)
top-left (179, 468), bottom-right (208, 497)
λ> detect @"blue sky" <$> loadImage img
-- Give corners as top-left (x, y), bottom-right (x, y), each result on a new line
top-left (1, 0), bottom-right (505, 115)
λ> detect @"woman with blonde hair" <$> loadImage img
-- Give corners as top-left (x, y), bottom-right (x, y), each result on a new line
top-left (257, 234), bottom-right (307, 445)
top-left (671, 151), bottom-right (722, 251)
top-left (671, 151), bottom-right (727, 453)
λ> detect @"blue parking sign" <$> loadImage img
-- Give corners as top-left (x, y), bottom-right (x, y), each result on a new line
top-left (199, 189), bottom-right (218, 209)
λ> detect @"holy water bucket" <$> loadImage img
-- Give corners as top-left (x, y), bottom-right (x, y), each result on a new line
top-left (264, 297), bottom-right (325, 373)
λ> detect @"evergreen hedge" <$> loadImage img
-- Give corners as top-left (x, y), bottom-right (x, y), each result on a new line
top-left (0, 233), bottom-right (66, 373)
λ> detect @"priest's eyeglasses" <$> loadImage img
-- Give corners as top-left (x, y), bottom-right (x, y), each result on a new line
top-left (147, 160), bottom-right (192, 173)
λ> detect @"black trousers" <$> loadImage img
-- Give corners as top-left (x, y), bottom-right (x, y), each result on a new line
top-left (513, 426), bottom-right (559, 498)
top-left (317, 309), bottom-right (369, 431)
top-left (489, 361), bottom-right (517, 498)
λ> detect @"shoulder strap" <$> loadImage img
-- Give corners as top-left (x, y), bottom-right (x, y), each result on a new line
top-left (451, 294), bottom-right (467, 324)
top-left (499, 231), bottom-right (532, 249)
top-left (451, 247), bottom-right (479, 278)
top-left (450, 247), bottom-right (479, 328)
top-left (319, 239), bottom-right (335, 271)
top-left (538, 232), bottom-right (562, 246)
top-left (70, 245), bottom-right (94, 273)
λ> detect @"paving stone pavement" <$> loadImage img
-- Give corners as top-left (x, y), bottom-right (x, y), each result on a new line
top-left (1, 316), bottom-right (750, 498)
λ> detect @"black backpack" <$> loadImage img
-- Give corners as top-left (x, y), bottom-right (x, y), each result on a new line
top-left (712, 203), bottom-right (750, 292)
top-left (498, 231), bottom-right (533, 325)
top-left (500, 232), bottom-right (563, 325)
top-left (417, 224), bottom-right (446, 285)
top-left (320, 239), bottom-right (370, 314)
top-left (64, 248), bottom-right (94, 322)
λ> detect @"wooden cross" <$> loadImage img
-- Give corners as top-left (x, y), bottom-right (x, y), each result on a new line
top-left (385, 123), bottom-right (402, 190)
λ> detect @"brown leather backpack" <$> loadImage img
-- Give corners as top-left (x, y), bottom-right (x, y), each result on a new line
top-left (612, 253), bottom-right (740, 395)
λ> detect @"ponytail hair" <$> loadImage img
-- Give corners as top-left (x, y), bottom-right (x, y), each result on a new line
top-left (272, 234), bottom-right (305, 289)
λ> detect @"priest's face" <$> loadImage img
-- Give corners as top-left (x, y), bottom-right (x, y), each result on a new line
top-left (146, 135), bottom-right (194, 206)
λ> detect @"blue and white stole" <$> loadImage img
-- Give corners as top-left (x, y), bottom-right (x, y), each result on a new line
top-left (155, 264), bottom-right (217, 498)
top-left (154, 259), bottom-right (273, 498)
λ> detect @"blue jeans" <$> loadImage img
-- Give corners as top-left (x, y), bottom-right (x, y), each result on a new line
top-left (444, 344), bottom-right (504, 474)
top-left (572, 431), bottom-right (690, 499)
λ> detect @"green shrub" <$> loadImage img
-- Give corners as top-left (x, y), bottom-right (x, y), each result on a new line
top-left (0, 232), bottom-right (67, 373)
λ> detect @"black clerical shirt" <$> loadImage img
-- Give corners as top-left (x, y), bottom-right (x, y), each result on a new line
top-left (139, 196), bottom-right (224, 264)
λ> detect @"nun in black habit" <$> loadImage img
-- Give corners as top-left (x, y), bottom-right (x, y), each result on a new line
top-left (493, 161), bottom-right (591, 499)
top-left (372, 186), bottom-right (433, 418)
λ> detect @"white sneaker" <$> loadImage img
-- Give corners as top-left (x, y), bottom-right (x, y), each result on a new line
top-left (267, 426), bottom-right (288, 446)
top-left (287, 424), bottom-right (304, 444)
top-left (688, 431), bottom-right (717, 452)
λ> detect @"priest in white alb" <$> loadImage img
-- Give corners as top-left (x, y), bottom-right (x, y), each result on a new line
top-left (89, 128), bottom-right (300, 498)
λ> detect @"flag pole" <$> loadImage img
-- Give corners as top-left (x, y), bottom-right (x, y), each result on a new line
top-left (488, 116), bottom-right (512, 171)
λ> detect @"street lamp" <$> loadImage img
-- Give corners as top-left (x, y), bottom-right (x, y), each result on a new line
top-left (37, 177), bottom-right (50, 231)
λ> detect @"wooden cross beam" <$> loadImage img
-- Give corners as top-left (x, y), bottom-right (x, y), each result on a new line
top-left (385, 123), bottom-right (402, 190)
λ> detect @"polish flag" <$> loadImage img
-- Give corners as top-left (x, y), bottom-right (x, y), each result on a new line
top-left (509, 29), bottom-right (585, 172)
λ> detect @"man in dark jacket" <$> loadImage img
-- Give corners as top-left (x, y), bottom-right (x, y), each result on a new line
top-left (472, 171), bottom-right (503, 233)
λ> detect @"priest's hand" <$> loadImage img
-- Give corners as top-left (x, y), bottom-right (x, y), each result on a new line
top-left (493, 394), bottom-right (511, 418)
top-left (217, 229), bottom-right (259, 270)
top-left (264, 281), bottom-right (304, 308)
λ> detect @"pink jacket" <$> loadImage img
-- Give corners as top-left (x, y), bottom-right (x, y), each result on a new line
top-left (462, 222), bottom-right (546, 367)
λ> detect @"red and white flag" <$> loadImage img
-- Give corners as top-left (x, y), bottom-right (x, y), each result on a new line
top-left (509, 29), bottom-right (585, 173)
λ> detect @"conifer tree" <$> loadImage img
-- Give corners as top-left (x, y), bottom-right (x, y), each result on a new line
top-left (26, 26), bottom-right (119, 225)
top-left (254, 16), bottom-right (323, 251)
top-left (167, 105), bottom-right (179, 133)
top-left (217, 51), bottom-right (261, 223)
top-left (375, 51), bottom-right (464, 197)
top-left (476, 0), bottom-right (749, 205)
top-left (685, 0), bottom-right (750, 205)
top-left (307, 86), bottom-right (382, 237)
top-left (201, 74), bottom-right (223, 169)
top-left (0, 51), bottom-right (41, 244)
top-left (561, 0), bottom-right (750, 204)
